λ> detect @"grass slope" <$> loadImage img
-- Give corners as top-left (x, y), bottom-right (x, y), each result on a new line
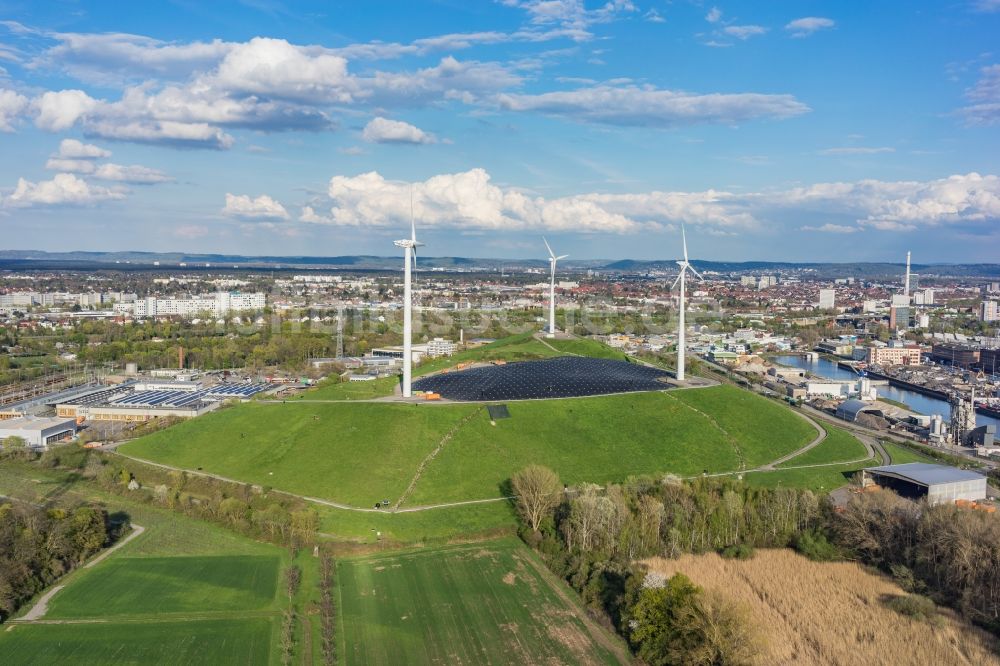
top-left (408, 391), bottom-right (740, 505)
top-left (882, 441), bottom-right (937, 465)
top-left (0, 619), bottom-right (273, 666)
top-left (124, 385), bottom-right (816, 508)
top-left (122, 401), bottom-right (479, 507)
top-left (670, 387), bottom-right (817, 467)
top-left (337, 539), bottom-right (628, 665)
top-left (543, 337), bottom-right (627, 360)
top-left (777, 426), bottom-right (868, 468)
top-left (45, 555), bottom-right (280, 618)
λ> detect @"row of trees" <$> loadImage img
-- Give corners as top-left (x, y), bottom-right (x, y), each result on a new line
top-left (319, 554), bottom-right (337, 666)
top-left (0, 501), bottom-right (115, 621)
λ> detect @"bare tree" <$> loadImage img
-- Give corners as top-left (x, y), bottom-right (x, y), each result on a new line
top-left (511, 465), bottom-right (561, 532)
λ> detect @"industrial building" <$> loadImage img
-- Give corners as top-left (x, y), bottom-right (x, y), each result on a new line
top-left (930, 343), bottom-right (980, 368)
top-left (56, 382), bottom-right (274, 422)
top-left (862, 463), bottom-right (988, 505)
top-left (0, 415), bottom-right (78, 449)
top-left (836, 399), bottom-right (884, 422)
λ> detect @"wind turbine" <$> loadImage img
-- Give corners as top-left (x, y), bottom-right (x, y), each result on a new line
top-left (671, 224), bottom-right (703, 381)
top-left (543, 237), bottom-right (568, 338)
top-left (394, 193), bottom-right (423, 397)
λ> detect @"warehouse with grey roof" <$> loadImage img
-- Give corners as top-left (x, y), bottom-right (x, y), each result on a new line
top-left (862, 463), bottom-right (987, 505)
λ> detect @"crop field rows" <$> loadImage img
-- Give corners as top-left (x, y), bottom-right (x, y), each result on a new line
top-left (337, 539), bottom-right (629, 666)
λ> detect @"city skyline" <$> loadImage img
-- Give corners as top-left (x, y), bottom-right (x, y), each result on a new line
top-left (0, 1), bottom-right (998, 261)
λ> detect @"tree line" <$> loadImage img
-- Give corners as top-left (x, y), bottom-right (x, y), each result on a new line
top-left (0, 500), bottom-right (116, 622)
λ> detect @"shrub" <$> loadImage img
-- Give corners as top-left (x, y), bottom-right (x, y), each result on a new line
top-left (793, 528), bottom-right (841, 562)
top-left (720, 543), bottom-right (755, 560)
top-left (886, 594), bottom-right (938, 623)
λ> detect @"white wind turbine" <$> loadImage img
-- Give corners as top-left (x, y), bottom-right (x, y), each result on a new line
top-left (543, 237), bottom-right (568, 338)
top-left (394, 194), bottom-right (423, 397)
top-left (671, 224), bottom-right (703, 381)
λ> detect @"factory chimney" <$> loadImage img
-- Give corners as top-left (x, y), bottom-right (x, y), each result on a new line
top-left (178, 346), bottom-right (185, 369)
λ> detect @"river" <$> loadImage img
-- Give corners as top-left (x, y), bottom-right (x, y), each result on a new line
top-left (775, 355), bottom-right (998, 430)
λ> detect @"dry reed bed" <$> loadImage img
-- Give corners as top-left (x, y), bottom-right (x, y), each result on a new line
top-left (643, 549), bottom-right (1000, 666)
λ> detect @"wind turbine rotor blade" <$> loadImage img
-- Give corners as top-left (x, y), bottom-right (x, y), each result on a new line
top-left (671, 273), bottom-right (682, 291)
top-left (681, 223), bottom-right (689, 262)
top-left (543, 237), bottom-right (555, 259)
top-left (556, 254), bottom-right (569, 260)
top-left (409, 186), bottom-right (416, 242)
top-left (688, 265), bottom-right (704, 281)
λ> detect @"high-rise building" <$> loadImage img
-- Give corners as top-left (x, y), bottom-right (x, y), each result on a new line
top-left (818, 289), bottom-right (835, 309)
top-left (981, 300), bottom-right (999, 323)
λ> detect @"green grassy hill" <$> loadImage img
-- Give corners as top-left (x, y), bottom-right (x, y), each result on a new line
top-left (121, 385), bottom-right (817, 509)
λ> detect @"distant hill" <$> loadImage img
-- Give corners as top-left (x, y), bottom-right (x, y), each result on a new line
top-left (0, 250), bottom-right (997, 278)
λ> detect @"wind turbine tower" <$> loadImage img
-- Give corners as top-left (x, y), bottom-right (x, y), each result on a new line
top-left (543, 238), bottom-right (568, 338)
top-left (394, 200), bottom-right (423, 397)
top-left (672, 225), bottom-right (703, 382)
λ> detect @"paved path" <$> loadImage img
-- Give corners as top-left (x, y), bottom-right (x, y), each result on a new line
top-left (15, 524), bottom-right (145, 622)
top-left (760, 408), bottom-right (827, 469)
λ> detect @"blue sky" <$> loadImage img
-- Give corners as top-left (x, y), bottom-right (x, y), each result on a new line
top-left (0, 0), bottom-right (997, 262)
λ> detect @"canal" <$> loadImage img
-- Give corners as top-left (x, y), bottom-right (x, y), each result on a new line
top-left (775, 355), bottom-right (999, 429)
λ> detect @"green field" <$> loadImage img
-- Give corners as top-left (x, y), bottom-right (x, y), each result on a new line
top-left (777, 426), bottom-right (868, 468)
top-left (668, 386), bottom-right (818, 467)
top-left (123, 385), bottom-right (817, 509)
top-left (0, 463), bottom-right (287, 665)
top-left (45, 555), bottom-right (279, 618)
top-left (882, 441), bottom-right (936, 464)
top-left (543, 337), bottom-right (628, 359)
top-left (406, 391), bottom-right (741, 505)
top-left (337, 539), bottom-right (629, 665)
top-left (0, 619), bottom-right (273, 666)
top-left (122, 401), bottom-right (480, 507)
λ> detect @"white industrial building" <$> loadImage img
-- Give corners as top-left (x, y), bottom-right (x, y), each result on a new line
top-left (0, 416), bottom-right (78, 449)
top-left (863, 463), bottom-right (988, 505)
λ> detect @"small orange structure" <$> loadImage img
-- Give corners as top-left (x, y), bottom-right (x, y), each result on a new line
top-left (423, 393), bottom-right (441, 401)
top-left (76, 415), bottom-right (86, 425)
top-left (493, 359), bottom-right (507, 366)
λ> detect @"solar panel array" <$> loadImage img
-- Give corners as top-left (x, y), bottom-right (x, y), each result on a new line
top-left (109, 382), bottom-right (272, 408)
top-left (412, 356), bottom-right (671, 401)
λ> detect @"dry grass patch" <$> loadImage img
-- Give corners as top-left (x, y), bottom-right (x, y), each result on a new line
top-left (643, 549), bottom-right (1000, 666)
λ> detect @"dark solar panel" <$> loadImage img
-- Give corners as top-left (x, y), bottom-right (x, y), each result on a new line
top-left (486, 404), bottom-right (510, 419)
top-left (413, 356), bottom-right (671, 401)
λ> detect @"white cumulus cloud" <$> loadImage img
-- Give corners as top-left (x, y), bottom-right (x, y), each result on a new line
top-left (33, 89), bottom-right (99, 131)
top-left (223, 193), bottom-right (289, 221)
top-left (1, 173), bottom-right (125, 208)
top-left (0, 89), bottom-right (28, 131)
top-left (785, 17), bottom-right (836, 37)
top-left (92, 163), bottom-right (172, 184)
top-left (56, 138), bottom-right (111, 159)
top-left (362, 117), bottom-right (435, 144)
top-left (297, 169), bottom-right (1000, 237)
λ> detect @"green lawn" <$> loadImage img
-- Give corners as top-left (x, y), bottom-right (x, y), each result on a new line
top-left (407, 391), bottom-right (741, 505)
top-left (0, 462), bottom-right (288, 665)
top-left (337, 539), bottom-right (628, 665)
top-left (743, 459), bottom-right (876, 491)
top-left (304, 375), bottom-right (399, 400)
top-left (777, 426), bottom-right (868, 468)
top-left (669, 386), bottom-right (817, 467)
top-left (543, 337), bottom-right (628, 360)
top-left (318, 500), bottom-right (516, 544)
top-left (45, 555), bottom-right (280, 618)
top-left (882, 441), bottom-right (936, 464)
top-left (121, 401), bottom-right (480, 507)
top-left (123, 385), bottom-right (816, 508)
top-left (0, 619), bottom-right (273, 665)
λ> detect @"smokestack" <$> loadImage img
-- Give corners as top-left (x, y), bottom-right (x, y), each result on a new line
top-left (178, 346), bottom-right (184, 369)
top-left (904, 251), bottom-right (911, 297)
